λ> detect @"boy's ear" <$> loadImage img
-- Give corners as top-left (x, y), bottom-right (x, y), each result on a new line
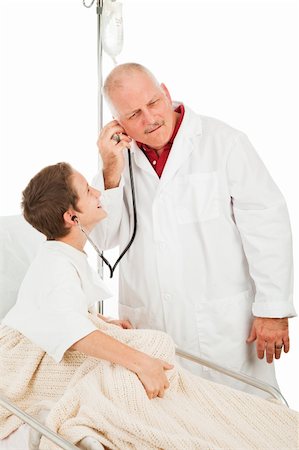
top-left (63, 210), bottom-right (76, 227)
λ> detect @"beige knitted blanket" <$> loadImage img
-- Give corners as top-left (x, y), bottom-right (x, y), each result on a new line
top-left (0, 316), bottom-right (298, 450)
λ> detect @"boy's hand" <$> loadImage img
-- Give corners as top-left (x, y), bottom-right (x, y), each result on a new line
top-left (97, 314), bottom-right (133, 329)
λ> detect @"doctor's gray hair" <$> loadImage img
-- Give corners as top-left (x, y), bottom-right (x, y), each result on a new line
top-left (103, 62), bottom-right (161, 116)
top-left (22, 162), bottom-right (79, 240)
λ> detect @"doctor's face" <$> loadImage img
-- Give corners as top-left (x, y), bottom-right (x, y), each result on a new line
top-left (109, 72), bottom-right (177, 150)
top-left (71, 170), bottom-right (107, 229)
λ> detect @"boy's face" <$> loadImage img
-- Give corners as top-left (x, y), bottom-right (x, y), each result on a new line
top-left (71, 170), bottom-right (107, 229)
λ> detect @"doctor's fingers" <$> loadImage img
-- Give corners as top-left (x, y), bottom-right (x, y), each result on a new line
top-left (274, 337), bottom-right (289, 359)
top-left (265, 341), bottom-right (275, 363)
top-left (100, 120), bottom-right (126, 140)
top-left (256, 338), bottom-right (267, 360)
top-left (98, 122), bottom-right (129, 147)
top-left (256, 339), bottom-right (277, 363)
top-left (275, 345), bottom-right (283, 360)
top-left (98, 133), bottom-right (131, 159)
top-left (98, 131), bottom-right (131, 149)
top-left (282, 335), bottom-right (290, 353)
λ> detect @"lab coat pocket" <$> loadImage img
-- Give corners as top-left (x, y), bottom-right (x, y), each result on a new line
top-left (118, 303), bottom-right (150, 329)
top-left (196, 289), bottom-right (254, 367)
top-left (175, 172), bottom-right (219, 224)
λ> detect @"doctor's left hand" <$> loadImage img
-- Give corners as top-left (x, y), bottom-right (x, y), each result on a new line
top-left (246, 317), bottom-right (289, 363)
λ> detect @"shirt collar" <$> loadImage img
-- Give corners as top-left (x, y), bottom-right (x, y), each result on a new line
top-left (44, 240), bottom-right (88, 262)
top-left (43, 240), bottom-right (112, 302)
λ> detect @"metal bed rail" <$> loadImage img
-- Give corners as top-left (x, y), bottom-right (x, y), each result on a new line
top-left (0, 393), bottom-right (78, 450)
top-left (175, 347), bottom-right (288, 406)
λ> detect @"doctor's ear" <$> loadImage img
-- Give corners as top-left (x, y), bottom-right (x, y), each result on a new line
top-left (160, 83), bottom-right (172, 102)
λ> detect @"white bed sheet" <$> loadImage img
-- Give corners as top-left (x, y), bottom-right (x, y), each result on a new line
top-left (0, 215), bottom-right (44, 320)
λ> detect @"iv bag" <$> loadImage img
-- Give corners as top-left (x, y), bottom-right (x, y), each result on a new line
top-left (102, 0), bottom-right (123, 64)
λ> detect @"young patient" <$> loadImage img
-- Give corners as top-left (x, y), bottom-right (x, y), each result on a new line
top-left (0, 162), bottom-right (172, 449)
top-left (0, 163), bottom-right (298, 450)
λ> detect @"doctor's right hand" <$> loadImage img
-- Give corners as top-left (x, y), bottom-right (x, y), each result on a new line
top-left (135, 355), bottom-right (173, 400)
top-left (97, 120), bottom-right (132, 189)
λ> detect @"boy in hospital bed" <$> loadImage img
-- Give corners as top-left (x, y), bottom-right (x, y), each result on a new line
top-left (0, 162), bottom-right (298, 450)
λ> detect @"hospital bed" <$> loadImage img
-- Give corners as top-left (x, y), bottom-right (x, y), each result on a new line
top-left (0, 215), bottom-right (288, 450)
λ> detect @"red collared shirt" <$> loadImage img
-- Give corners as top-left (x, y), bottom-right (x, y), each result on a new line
top-left (137, 104), bottom-right (185, 178)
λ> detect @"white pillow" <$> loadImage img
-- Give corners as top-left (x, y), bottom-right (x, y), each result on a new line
top-left (0, 215), bottom-right (45, 319)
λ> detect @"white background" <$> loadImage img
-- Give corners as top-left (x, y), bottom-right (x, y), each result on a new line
top-left (0, 0), bottom-right (298, 410)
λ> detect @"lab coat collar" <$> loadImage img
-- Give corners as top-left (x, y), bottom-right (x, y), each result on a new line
top-left (174, 102), bottom-right (202, 137)
top-left (157, 104), bottom-right (202, 192)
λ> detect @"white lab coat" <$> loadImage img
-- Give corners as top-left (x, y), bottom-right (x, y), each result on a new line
top-left (92, 104), bottom-right (296, 395)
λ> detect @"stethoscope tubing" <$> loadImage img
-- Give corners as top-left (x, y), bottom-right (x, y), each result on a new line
top-left (78, 148), bottom-right (137, 278)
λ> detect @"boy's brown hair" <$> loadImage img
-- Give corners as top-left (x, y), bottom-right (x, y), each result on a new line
top-left (22, 162), bottom-right (79, 239)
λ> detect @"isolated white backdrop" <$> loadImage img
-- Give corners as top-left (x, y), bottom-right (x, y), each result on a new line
top-left (0, 0), bottom-right (298, 410)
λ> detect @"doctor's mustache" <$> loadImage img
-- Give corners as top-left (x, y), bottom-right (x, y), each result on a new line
top-left (144, 120), bottom-right (165, 134)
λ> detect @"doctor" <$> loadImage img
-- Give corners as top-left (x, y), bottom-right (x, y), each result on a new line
top-left (92, 63), bottom-right (296, 395)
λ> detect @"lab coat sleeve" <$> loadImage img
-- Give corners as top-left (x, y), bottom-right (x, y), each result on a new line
top-left (90, 169), bottom-right (124, 249)
top-left (226, 132), bottom-right (296, 318)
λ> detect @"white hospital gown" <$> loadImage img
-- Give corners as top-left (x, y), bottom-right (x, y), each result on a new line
top-left (2, 241), bottom-right (112, 362)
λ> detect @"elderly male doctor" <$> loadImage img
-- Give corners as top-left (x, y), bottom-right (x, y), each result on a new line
top-left (92, 63), bottom-right (296, 396)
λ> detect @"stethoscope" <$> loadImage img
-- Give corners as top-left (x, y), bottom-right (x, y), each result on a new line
top-left (72, 139), bottom-right (137, 278)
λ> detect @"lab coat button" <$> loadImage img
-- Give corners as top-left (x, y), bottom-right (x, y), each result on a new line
top-left (163, 293), bottom-right (171, 301)
top-left (159, 242), bottom-right (166, 250)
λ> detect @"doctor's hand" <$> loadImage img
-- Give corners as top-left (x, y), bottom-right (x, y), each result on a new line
top-left (97, 120), bottom-right (132, 189)
top-left (135, 355), bottom-right (174, 400)
top-left (246, 317), bottom-right (289, 363)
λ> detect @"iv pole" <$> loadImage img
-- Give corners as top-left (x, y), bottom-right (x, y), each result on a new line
top-left (83, 0), bottom-right (105, 313)
top-left (96, 0), bottom-right (104, 314)
top-left (97, 0), bottom-right (104, 135)
top-left (96, 0), bottom-right (105, 314)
